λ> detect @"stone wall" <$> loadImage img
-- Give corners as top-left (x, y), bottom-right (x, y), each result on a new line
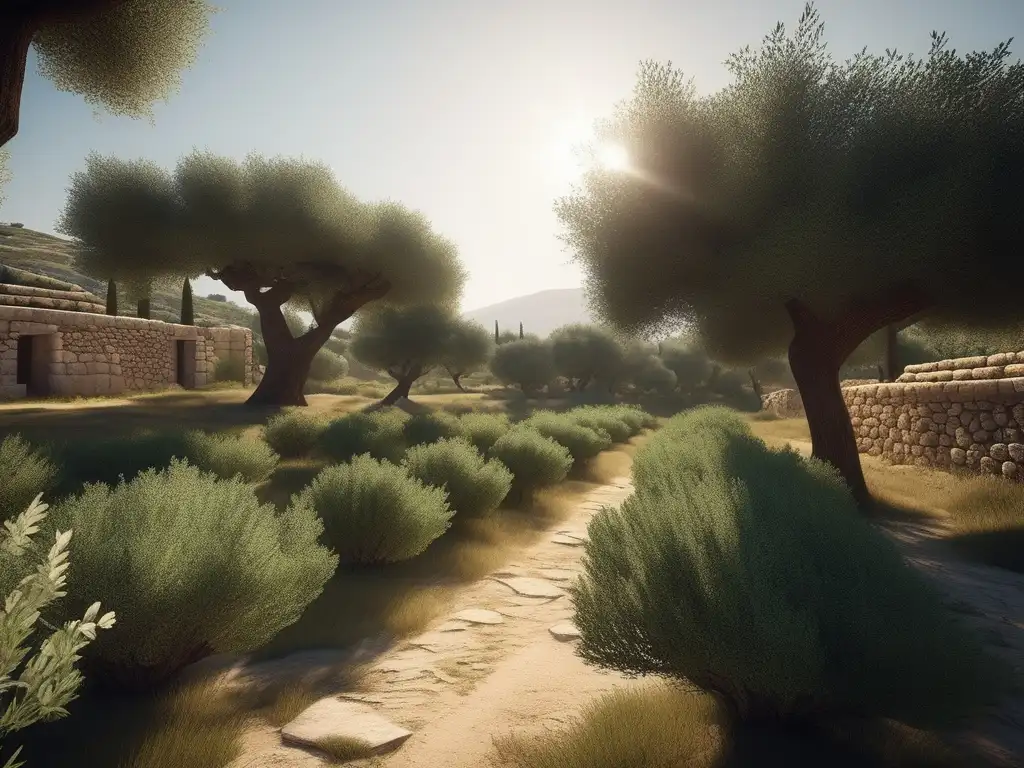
top-left (843, 352), bottom-right (1024, 481)
top-left (0, 305), bottom-right (252, 400)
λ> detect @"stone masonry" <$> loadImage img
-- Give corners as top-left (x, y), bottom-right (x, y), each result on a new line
top-left (0, 305), bottom-right (254, 400)
top-left (843, 351), bottom-right (1024, 482)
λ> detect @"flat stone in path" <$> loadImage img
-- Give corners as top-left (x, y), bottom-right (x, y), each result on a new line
top-left (451, 608), bottom-right (504, 625)
top-left (537, 568), bottom-right (578, 582)
top-left (549, 622), bottom-right (581, 641)
top-left (281, 698), bottom-right (412, 756)
top-left (492, 576), bottom-right (565, 599)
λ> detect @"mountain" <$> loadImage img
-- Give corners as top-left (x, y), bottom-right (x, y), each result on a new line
top-left (462, 288), bottom-right (593, 338)
top-left (0, 225), bottom-right (256, 328)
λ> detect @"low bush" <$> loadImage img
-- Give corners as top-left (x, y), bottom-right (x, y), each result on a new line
top-left (317, 410), bottom-right (408, 464)
top-left (49, 460), bottom-right (337, 690)
top-left (308, 349), bottom-right (349, 383)
top-left (263, 410), bottom-right (331, 458)
top-left (566, 406), bottom-right (633, 443)
top-left (403, 410), bottom-right (466, 447)
top-left (521, 412), bottom-right (611, 465)
top-left (459, 412), bottom-right (511, 454)
top-left (572, 409), bottom-right (1006, 730)
top-left (488, 427), bottom-right (573, 502)
top-left (601, 405), bottom-right (651, 434)
top-left (182, 430), bottom-right (279, 482)
top-left (51, 430), bottom-right (278, 491)
top-left (402, 438), bottom-right (513, 519)
top-left (289, 454), bottom-right (452, 564)
top-left (0, 434), bottom-right (58, 521)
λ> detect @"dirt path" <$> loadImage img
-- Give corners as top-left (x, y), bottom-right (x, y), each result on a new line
top-left (229, 477), bottom-right (636, 768)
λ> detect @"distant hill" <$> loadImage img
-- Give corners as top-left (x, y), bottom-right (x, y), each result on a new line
top-left (0, 225), bottom-right (256, 328)
top-left (462, 288), bottom-right (593, 338)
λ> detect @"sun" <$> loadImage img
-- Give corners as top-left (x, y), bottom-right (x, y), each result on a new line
top-left (597, 142), bottom-right (630, 172)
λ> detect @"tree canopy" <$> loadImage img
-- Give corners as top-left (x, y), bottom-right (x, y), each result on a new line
top-left (549, 323), bottom-right (625, 391)
top-left (490, 338), bottom-right (556, 396)
top-left (1, 0), bottom-right (214, 147)
top-left (555, 3), bottom-right (1024, 505)
top-left (351, 305), bottom-right (461, 403)
top-left (58, 151), bottom-right (466, 405)
top-left (438, 319), bottom-right (492, 390)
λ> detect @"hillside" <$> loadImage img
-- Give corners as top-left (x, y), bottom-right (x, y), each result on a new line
top-left (0, 225), bottom-right (257, 328)
top-left (462, 287), bottom-right (593, 337)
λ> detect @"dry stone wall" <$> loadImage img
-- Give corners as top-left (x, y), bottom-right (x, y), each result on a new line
top-left (844, 352), bottom-right (1024, 481)
top-left (0, 305), bottom-right (252, 400)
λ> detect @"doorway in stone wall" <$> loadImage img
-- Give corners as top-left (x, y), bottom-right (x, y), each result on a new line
top-left (174, 339), bottom-right (197, 388)
top-left (15, 334), bottom-right (52, 397)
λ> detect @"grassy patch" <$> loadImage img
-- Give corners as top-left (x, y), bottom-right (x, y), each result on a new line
top-left (490, 684), bottom-right (967, 768)
top-left (943, 474), bottom-right (1024, 572)
top-left (313, 734), bottom-right (378, 762)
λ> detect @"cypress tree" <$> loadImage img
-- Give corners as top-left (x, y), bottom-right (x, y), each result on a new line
top-left (518, 322), bottom-right (523, 339)
top-left (180, 278), bottom-right (194, 325)
top-left (494, 320), bottom-right (499, 344)
top-left (105, 279), bottom-right (117, 316)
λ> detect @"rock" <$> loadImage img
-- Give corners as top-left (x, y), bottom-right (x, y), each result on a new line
top-left (1002, 462), bottom-right (1018, 479)
top-left (281, 698), bottom-right (412, 756)
top-left (434, 621), bottom-right (468, 632)
top-left (761, 388), bottom-right (804, 418)
top-left (450, 608), bottom-right (504, 625)
top-left (549, 622), bottom-right (581, 641)
top-left (492, 577), bottom-right (565, 599)
top-left (537, 568), bottom-right (578, 582)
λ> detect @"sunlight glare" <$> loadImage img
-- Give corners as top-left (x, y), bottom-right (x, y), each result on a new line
top-left (597, 143), bottom-right (630, 172)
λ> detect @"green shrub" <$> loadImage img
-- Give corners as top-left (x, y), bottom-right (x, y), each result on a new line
top-left (263, 410), bottom-right (331, 458)
top-left (488, 427), bottom-right (573, 501)
top-left (402, 438), bottom-right (512, 519)
top-left (521, 412), bottom-right (611, 464)
top-left (601, 405), bottom-right (650, 434)
top-left (571, 410), bottom-right (1006, 729)
top-left (0, 494), bottom-right (116, 768)
top-left (289, 454), bottom-right (452, 564)
top-left (49, 460), bottom-right (337, 690)
top-left (212, 355), bottom-right (247, 383)
top-left (308, 349), bottom-right (349, 383)
top-left (50, 430), bottom-right (278, 491)
top-left (182, 430), bottom-right (279, 482)
top-left (402, 410), bottom-right (466, 447)
top-left (458, 412), bottom-right (511, 454)
top-left (0, 434), bottom-right (58, 521)
top-left (566, 406), bottom-right (633, 443)
top-left (317, 410), bottom-right (408, 464)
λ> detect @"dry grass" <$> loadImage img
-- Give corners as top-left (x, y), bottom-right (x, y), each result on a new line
top-left (310, 735), bottom-right (380, 762)
top-left (117, 678), bottom-right (251, 768)
top-left (490, 683), bottom-right (966, 768)
top-left (746, 414), bottom-right (1024, 572)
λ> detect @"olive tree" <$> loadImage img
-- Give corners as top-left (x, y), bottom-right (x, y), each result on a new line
top-left (1, 0), bottom-right (213, 148)
top-left (549, 324), bottom-right (625, 392)
top-left (350, 305), bottom-right (462, 405)
top-left (555, 4), bottom-right (1024, 506)
top-left (57, 154), bottom-right (190, 319)
top-left (58, 152), bottom-right (465, 406)
top-left (490, 338), bottom-right (556, 396)
top-left (439, 319), bottom-right (492, 391)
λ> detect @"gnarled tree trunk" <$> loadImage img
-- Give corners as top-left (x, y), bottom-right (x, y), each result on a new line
top-left (380, 364), bottom-right (423, 406)
top-left (785, 289), bottom-right (929, 510)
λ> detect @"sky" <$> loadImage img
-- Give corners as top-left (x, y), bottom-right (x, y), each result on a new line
top-left (2, 0), bottom-right (1022, 315)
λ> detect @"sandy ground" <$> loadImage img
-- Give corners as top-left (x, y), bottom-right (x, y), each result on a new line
top-left (228, 439), bottom-right (1024, 768)
top-left (229, 478), bottom-right (638, 768)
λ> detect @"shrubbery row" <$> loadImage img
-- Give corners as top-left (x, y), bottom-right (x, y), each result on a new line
top-left (0, 402), bottom-right (654, 699)
top-left (571, 406), bottom-right (1007, 732)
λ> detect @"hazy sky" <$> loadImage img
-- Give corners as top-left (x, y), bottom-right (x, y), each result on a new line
top-left (2, 0), bottom-right (1022, 313)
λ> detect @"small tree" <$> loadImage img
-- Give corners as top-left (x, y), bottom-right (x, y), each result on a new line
top-left (549, 324), bottom-right (625, 392)
top-left (0, 0), bottom-right (215, 148)
top-left (0, 495), bottom-right (115, 768)
top-left (490, 338), bottom-right (556, 396)
top-left (658, 338), bottom-right (713, 395)
top-left (180, 278), bottom-right (193, 325)
top-left (104, 279), bottom-right (117, 316)
top-left (494, 320), bottom-right (499, 344)
top-left (518, 322), bottom-right (524, 340)
top-left (59, 152), bottom-right (465, 406)
top-left (439, 319), bottom-right (492, 391)
top-left (555, 4), bottom-right (1024, 505)
top-left (350, 305), bottom-right (459, 405)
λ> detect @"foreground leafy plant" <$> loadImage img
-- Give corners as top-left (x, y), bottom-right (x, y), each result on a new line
top-left (49, 461), bottom-right (337, 690)
top-left (403, 438), bottom-right (512, 519)
top-left (488, 427), bottom-right (573, 503)
top-left (0, 435), bottom-right (58, 522)
top-left (0, 495), bottom-right (115, 768)
top-left (262, 410), bottom-right (331, 458)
